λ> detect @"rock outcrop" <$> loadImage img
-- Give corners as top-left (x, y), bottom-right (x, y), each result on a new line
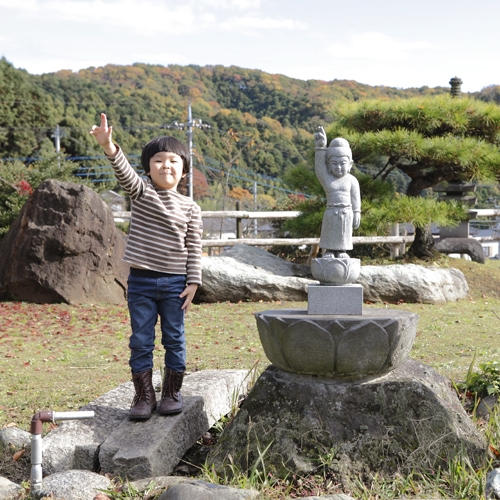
top-left (209, 360), bottom-right (486, 481)
top-left (0, 179), bottom-right (129, 304)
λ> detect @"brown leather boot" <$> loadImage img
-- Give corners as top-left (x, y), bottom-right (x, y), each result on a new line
top-left (159, 367), bottom-right (184, 415)
top-left (129, 369), bottom-right (157, 420)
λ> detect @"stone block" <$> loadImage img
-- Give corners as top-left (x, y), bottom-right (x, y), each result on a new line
top-left (307, 283), bottom-right (363, 315)
top-left (43, 370), bottom-right (251, 480)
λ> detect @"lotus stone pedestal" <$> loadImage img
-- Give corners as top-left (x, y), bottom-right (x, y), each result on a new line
top-left (255, 308), bottom-right (418, 381)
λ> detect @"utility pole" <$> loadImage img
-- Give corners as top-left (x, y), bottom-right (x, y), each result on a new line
top-left (53, 124), bottom-right (61, 168)
top-left (253, 181), bottom-right (258, 237)
top-left (187, 102), bottom-right (194, 199)
top-left (165, 102), bottom-right (210, 199)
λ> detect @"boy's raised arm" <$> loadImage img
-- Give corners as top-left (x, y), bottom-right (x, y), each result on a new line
top-left (90, 113), bottom-right (117, 157)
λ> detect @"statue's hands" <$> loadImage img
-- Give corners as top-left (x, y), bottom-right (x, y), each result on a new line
top-left (353, 213), bottom-right (361, 230)
top-left (314, 126), bottom-right (327, 148)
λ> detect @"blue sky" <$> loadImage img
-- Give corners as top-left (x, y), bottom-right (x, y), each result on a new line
top-left (1, 0), bottom-right (499, 92)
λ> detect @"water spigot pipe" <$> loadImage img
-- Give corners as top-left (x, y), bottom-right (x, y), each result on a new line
top-left (30, 410), bottom-right (94, 496)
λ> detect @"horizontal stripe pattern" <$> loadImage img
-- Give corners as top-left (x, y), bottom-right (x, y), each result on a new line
top-left (107, 146), bottom-right (203, 285)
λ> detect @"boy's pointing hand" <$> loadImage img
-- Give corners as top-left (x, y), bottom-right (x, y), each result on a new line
top-left (90, 113), bottom-right (117, 156)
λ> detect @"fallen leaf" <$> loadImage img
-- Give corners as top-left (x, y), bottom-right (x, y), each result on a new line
top-left (248, 348), bottom-right (257, 352)
top-left (13, 449), bottom-right (25, 461)
top-left (5, 423), bottom-right (18, 428)
top-left (94, 494), bottom-right (111, 500)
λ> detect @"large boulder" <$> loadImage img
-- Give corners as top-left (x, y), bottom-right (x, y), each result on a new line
top-left (197, 245), bottom-right (468, 304)
top-left (0, 179), bottom-right (129, 304)
top-left (197, 245), bottom-right (314, 303)
top-left (208, 360), bottom-right (486, 481)
top-left (358, 264), bottom-right (469, 304)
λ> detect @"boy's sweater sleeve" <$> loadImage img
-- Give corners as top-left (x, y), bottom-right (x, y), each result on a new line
top-left (186, 203), bottom-right (203, 285)
top-left (106, 145), bottom-right (145, 200)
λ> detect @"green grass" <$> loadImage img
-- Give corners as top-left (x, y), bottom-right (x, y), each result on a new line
top-left (1, 256), bottom-right (500, 498)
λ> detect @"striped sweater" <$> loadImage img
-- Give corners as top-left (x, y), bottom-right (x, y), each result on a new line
top-left (107, 146), bottom-right (203, 285)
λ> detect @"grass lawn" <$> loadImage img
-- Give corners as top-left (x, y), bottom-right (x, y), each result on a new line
top-left (1, 257), bottom-right (499, 431)
top-left (0, 256), bottom-right (499, 498)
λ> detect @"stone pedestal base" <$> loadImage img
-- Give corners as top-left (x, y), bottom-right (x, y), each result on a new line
top-left (307, 283), bottom-right (363, 315)
top-left (255, 308), bottom-right (418, 380)
top-left (208, 361), bottom-right (487, 481)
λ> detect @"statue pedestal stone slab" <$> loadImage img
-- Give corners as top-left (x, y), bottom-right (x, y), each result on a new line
top-left (308, 283), bottom-right (363, 315)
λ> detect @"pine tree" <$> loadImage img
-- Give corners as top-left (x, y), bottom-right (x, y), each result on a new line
top-left (324, 95), bottom-right (500, 258)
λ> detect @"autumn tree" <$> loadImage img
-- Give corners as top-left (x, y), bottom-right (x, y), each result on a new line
top-left (324, 95), bottom-right (500, 258)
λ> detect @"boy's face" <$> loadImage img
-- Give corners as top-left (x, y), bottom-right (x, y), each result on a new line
top-left (148, 151), bottom-right (185, 190)
top-left (328, 155), bottom-right (352, 178)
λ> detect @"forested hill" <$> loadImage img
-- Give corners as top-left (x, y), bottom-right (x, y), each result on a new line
top-left (0, 58), bottom-right (486, 199)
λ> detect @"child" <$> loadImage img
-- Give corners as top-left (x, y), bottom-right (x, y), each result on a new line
top-left (90, 113), bottom-right (202, 420)
top-left (314, 127), bottom-right (361, 258)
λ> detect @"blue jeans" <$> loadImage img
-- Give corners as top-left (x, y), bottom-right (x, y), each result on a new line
top-left (127, 269), bottom-right (186, 374)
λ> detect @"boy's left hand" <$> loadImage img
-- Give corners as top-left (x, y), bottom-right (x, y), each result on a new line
top-left (180, 284), bottom-right (199, 314)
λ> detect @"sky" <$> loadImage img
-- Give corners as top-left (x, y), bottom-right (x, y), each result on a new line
top-left (1, 0), bottom-right (500, 92)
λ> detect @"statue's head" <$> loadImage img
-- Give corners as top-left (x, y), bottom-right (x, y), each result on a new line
top-left (326, 138), bottom-right (353, 178)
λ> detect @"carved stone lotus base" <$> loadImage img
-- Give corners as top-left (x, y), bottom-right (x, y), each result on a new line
top-left (311, 257), bottom-right (360, 285)
top-left (255, 308), bottom-right (419, 381)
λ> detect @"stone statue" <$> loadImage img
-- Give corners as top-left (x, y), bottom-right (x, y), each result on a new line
top-left (314, 127), bottom-right (361, 258)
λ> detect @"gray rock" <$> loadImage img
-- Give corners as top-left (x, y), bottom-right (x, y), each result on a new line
top-left (126, 476), bottom-right (189, 493)
top-left (357, 264), bottom-right (468, 304)
top-left (0, 427), bottom-right (31, 450)
top-left (475, 395), bottom-right (499, 421)
top-left (209, 360), bottom-right (486, 481)
top-left (486, 468), bottom-right (500, 499)
top-left (159, 479), bottom-right (259, 500)
top-left (41, 470), bottom-right (110, 500)
top-left (198, 253), bottom-right (315, 303)
top-left (220, 245), bottom-right (312, 278)
top-left (43, 370), bottom-right (251, 480)
top-left (0, 477), bottom-right (21, 500)
top-left (435, 237), bottom-right (485, 264)
top-left (197, 246), bottom-right (468, 304)
top-left (0, 179), bottom-right (129, 304)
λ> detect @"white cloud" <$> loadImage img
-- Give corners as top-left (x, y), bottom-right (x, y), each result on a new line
top-left (328, 32), bottom-right (433, 61)
top-left (220, 16), bottom-right (307, 31)
top-left (230, 0), bottom-right (261, 10)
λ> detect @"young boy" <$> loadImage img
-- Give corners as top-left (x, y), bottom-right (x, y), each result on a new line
top-left (90, 113), bottom-right (202, 420)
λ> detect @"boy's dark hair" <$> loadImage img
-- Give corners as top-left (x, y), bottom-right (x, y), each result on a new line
top-left (141, 136), bottom-right (190, 175)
